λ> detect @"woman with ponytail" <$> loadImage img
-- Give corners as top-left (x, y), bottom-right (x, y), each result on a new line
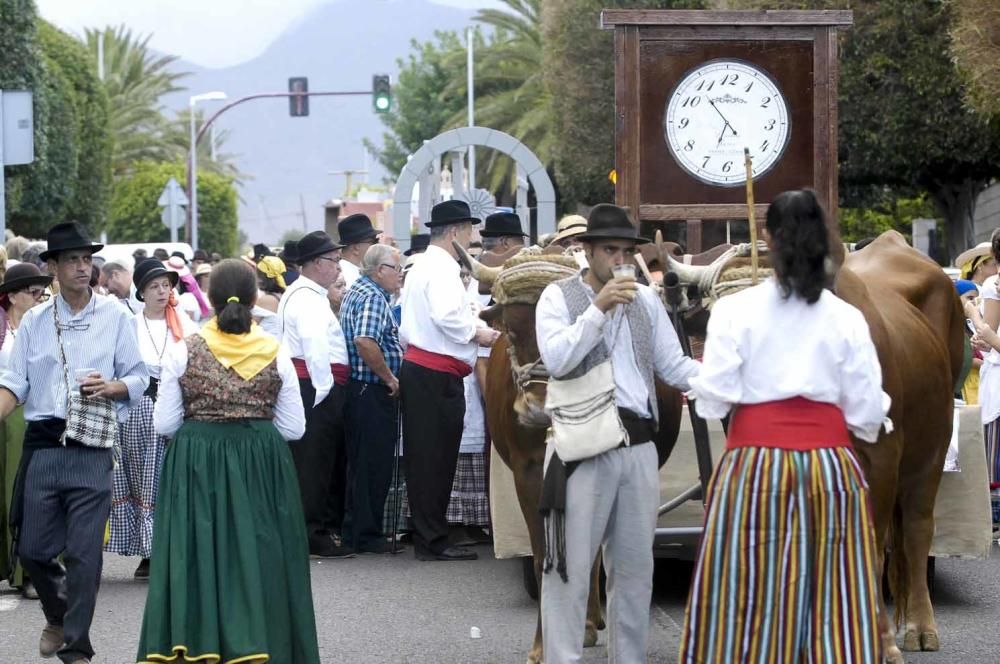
top-left (138, 259), bottom-right (318, 664)
top-left (107, 259), bottom-right (198, 579)
top-left (679, 190), bottom-right (889, 663)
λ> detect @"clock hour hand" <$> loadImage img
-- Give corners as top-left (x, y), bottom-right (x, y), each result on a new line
top-left (708, 98), bottom-right (739, 139)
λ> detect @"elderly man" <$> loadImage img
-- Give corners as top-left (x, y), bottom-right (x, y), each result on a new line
top-left (340, 244), bottom-right (404, 553)
top-left (535, 205), bottom-right (700, 663)
top-left (398, 200), bottom-right (500, 561)
top-left (337, 214), bottom-right (381, 288)
top-left (278, 230), bottom-right (354, 558)
top-left (0, 222), bottom-right (148, 664)
top-left (479, 211), bottom-right (528, 256)
top-left (101, 261), bottom-right (143, 314)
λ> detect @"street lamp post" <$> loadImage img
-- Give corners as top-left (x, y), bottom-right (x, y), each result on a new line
top-left (188, 91), bottom-right (227, 250)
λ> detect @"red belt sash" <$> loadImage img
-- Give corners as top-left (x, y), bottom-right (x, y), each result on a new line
top-left (727, 397), bottom-right (851, 451)
top-left (291, 358), bottom-right (349, 386)
top-left (404, 346), bottom-right (472, 378)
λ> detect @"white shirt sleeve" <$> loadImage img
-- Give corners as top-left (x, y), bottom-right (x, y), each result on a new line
top-left (273, 349), bottom-right (306, 441)
top-left (839, 311), bottom-right (890, 443)
top-left (688, 298), bottom-right (743, 420)
top-left (535, 283), bottom-right (609, 379)
top-left (178, 309), bottom-right (200, 337)
top-left (289, 295), bottom-right (333, 405)
top-left (643, 288), bottom-right (700, 391)
top-left (153, 340), bottom-right (188, 437)
top-left (426, 274), bottom-right (479, 346)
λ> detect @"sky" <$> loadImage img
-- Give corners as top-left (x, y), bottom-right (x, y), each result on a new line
top-left (34, 0), bottom-right (501, 68)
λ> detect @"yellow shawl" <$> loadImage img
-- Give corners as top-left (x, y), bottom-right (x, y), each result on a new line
top-left (199, 318), bottom-right (279, 381)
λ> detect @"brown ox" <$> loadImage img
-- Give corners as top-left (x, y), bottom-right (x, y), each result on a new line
top-left (667, 230), bottom-right (964, 663)
top-left (463, 248), bottom-right (683, 664)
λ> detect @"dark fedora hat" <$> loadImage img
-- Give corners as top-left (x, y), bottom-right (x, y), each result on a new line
top-left (39, 221), bottom-right (104, 262)
top-left (338, 214), bottom-right (381, 246)
top-left (403, 233), bottom-right (430, 257)
top-left (0, 262), bottom-right (53, 294)
top-left (480, 212), bottom-right (529, 238)
top-left (425, 200), bottom-right (481, 228)
top-left (296, 231), bottom-right (344, 263)
top-left (576, 204), bottom-right (650, 245)
top-left (281, 240), bottom-right (299, 265)
top-left (133, 258), bottom-right (178, 301)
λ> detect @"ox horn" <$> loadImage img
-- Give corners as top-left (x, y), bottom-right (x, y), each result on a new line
top-left (453, 241), bottom-right (501, 287)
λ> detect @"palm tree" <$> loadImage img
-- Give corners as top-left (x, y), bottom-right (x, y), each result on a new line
top-left (446, 0), bottom-right (551, 195)
top-left (84, 25), bottom-right (188, 175)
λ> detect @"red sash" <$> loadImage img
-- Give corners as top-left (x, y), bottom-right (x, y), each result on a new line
top-left (727, 397), bottom-right (851, 451)
top-left (291, 358), bottom-right (349, 386)
top-left (404, 346), bottom-right (472, 378)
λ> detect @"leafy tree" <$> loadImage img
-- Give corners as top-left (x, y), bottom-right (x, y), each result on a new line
top-left (37, 21), bottom-right (112, 233)
top-left (84, 26), bottom-right (189, 176)
top-left (951, 0), bottom-right (1000, 116)
top-left (542, 0), bottom-right (706, 212)
top-left (108, 161), bottom-right (238, 256)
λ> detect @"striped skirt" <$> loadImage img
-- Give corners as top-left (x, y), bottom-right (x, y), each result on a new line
top-left (679, 446), bottom-right (881, 664)
top-left (107, 395), bottom-right (168, 558)
top-left (985, 419), bottom-right (1000, 495)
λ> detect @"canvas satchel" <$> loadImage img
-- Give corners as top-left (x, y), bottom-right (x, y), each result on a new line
top-left (544, 359), bottom-right (627, 462)
top-left (53, 304), bottom-right (117, 449)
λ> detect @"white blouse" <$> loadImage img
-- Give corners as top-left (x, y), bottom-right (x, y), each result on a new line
top-left (0, 326), bottom-right (15, 372)
top-left (688, 278), bottom-right (890, 443)
top-left (978, 276), bottom-right (1000, 424)
top-left (133, 311), bottom-right (199, 379)
top-left (153, 339), bottom-right (306, 441)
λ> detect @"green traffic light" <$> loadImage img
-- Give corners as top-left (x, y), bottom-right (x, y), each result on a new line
top-left (375, 95), bottom-right (391, 112)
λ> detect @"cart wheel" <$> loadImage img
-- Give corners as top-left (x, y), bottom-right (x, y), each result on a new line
top-left (523, 556), bottom-right (539, 600)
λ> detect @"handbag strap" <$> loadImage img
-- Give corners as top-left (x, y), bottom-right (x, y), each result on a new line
top-left (52, 303), bottom-right (76, 405)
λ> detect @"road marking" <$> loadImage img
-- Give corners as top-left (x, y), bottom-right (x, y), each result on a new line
top-left (0, 595), bottom-right (20, 612)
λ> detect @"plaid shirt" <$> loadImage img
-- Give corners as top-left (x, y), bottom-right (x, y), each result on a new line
top-left (341, 275), bottom-right (402, 384)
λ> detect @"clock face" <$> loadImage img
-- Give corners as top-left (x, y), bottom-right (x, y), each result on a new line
top-left (664, 59), bottom-right (791, 187)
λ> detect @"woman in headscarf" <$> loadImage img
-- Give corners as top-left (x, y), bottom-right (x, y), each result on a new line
top-left (106, 259), bottom-right (198, 580)
top-left (137, 259), bottom-right (317, 664)
top-left (0, 260), bottom-right (51, 600)
top-left (247, 254), bottom-right (286, 339)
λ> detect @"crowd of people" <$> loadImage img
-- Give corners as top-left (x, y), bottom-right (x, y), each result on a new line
top-left (0, 191), bottom-right (966, 663)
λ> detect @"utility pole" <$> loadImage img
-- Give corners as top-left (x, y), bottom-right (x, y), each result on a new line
top-left (328, 169), bottom-right (368, 199)
top-left (466, 27), bottom-right (476, 190)
top-left (299, 193), bottom-right (308, 232)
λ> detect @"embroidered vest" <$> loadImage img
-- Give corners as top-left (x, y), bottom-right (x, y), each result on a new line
top-left (554, 275), bottom-right (659, 428)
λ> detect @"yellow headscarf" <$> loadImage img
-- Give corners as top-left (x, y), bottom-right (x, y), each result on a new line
top-left (256, 256), bottom-right (287, 289)
top-left (198, 317), bottom-right (279, 381)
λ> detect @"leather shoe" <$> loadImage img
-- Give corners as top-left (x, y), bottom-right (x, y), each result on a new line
top-left (416, 546), bottom-right (478, 561)
top-left (39, 623), bottom-right (63, 658)
top-left (309, 536), bottom-right (356, 559)
top-left (20, 580), bottom-right (39, 600)
top-left (134, 558), bottom-right (151, 580)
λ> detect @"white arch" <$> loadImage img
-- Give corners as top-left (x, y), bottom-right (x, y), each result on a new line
top-left (392, 127), bottom-right (556, 251)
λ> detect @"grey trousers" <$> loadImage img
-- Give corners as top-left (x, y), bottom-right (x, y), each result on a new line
top-left (541, 442), bottom-right (659, 664)
top-left (18, 446), bottom-right (113, 663)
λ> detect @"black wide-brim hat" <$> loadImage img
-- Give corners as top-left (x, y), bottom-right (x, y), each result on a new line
top-left (404, 233), bottom-right (430, 257)
top-left (425, 200), bottom-right (481, 228)
top-left (296, 231), bottom-right (345, 263)
top-left (0, 262), bottom-right (54, 294)
top-left (480, 211), bottom-right (529, 238)
top-left (38, 221), bottom-right (104, 262)
top-left (133, 258), bottom-right (179, 301)
top-left (338, 213), bottom-right (381, 245)
top-left (576, 204), bottom-right (650, 244)
top-left (281, 240), bottom-right (300, 265)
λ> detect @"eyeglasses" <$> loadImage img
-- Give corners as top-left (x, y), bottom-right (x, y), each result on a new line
top-left (55, 321), bottom-right (90, 331)
top-left (22, 288), bottom-right (50, 301)
top-left (316, 256), bottom-right (340, 264)
top-left (379, 263), bottom-right (403, 273)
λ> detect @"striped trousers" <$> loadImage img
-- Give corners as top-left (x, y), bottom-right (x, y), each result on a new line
top-left (679, 446), bottom-right (881, 664)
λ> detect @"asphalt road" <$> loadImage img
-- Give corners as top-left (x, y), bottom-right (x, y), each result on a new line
top-left (1, 542), bottom-right (998, 663)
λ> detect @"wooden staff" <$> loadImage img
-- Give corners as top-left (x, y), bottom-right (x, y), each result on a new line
top-left (744, 147), bottom-right (759, 285)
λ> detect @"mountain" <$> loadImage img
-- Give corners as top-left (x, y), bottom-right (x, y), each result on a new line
top-left (161, 0), bottom-right (476, 244)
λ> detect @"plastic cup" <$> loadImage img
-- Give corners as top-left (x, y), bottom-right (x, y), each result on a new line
top-left (612, 263), bottom-right (636, 280)
top-left (75, 368), bottom-right (98, 392)
top-left (470, 626), bottom-right (482, 639)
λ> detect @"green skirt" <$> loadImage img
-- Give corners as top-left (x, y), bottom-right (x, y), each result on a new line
top-left (0, 407), bottom-right (26, 587)
top-left (136, 420), bottom-right (320, 664)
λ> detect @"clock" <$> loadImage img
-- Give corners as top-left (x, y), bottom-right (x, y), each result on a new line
top-left (664, 59), bottom-right (790, 187)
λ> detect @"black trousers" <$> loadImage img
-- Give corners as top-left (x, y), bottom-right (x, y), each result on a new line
top-left (343, 380), bottom-right (398, 550)
top-left (399, 361), bottom-right (465, 555)
top-left (291, 380), bottom-right (347, 538)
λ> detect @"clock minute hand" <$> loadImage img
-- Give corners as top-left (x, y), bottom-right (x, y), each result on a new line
top-left (708, 98), bottom-right (739, 137)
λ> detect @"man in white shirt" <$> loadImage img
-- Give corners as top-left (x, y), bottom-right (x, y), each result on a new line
top-left (278, 230), bottom-right (354, 559)
top-left (398, 200), bottom-right (500, 561)
top-left (534, 204), bottom-right (700, 663)
top-left (101, 261), bottom-right (144, 314)
top-left (337, 214), bottom-right (380, 288)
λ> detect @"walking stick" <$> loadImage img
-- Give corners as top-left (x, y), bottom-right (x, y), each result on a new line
top-left (389, 400), bottom-right (403, 554)
top-left (744, 147), bottom-right (760, 285)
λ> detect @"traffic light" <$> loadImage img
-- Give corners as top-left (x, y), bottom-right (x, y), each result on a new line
top-left (288, 77), bottom-right (309, 117)
top-left (372, 74), bottom-right (391, 114)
